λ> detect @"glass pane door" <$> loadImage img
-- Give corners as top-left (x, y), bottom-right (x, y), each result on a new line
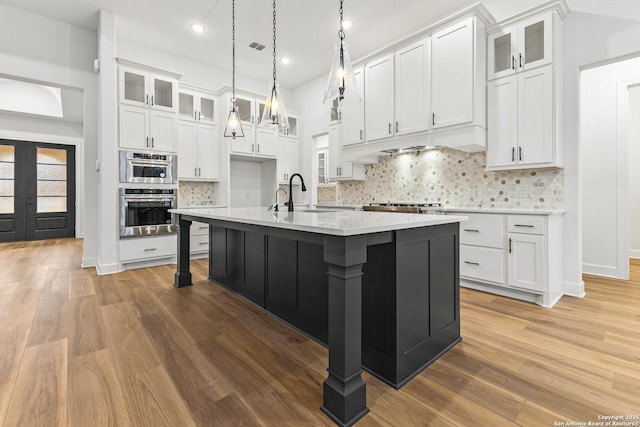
top-left (179, 92), bottom-right (195, 119)
top-left (36, 147), bottom-right (67, 213)
top-left (235, 97), bottom-right (254, 124)
top-left (124, 71), bottom-right (146, 103)
top-left (153, 77), bottom-right (174, 109)
top-left (0, 145), bottom-right (15, 214)
top-left (524, 20), bottom-right (545, 65)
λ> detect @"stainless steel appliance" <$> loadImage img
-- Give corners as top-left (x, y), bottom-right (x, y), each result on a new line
top-left (120, 188), bottom-right (177, 237)
top-left (119, 151), bottom-right (177, 184)
top-left (362, 202), bottom-right (442, 214)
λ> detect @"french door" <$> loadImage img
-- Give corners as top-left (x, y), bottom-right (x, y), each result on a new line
top-left (0, 140), bottom-right (75, 242)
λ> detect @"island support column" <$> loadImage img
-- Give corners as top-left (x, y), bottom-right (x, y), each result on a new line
top-left (174, 216), bottom-right (193, 288)
top-left (321, 235), bottom-right (369, 426)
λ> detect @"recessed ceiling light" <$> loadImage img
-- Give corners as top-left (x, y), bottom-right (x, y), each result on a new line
top-left (281, 57), bottom-right (291, 65)
top-left (191, 23), bottom-right (205, 33)
top-left (342, 20), bottom-right (352, 29)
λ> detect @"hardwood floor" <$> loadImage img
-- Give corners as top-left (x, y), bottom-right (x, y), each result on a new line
top-left (0, 238), bottom-right (639, 426)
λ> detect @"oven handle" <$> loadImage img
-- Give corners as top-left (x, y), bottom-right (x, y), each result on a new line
top-left (128, 159), bottom-right (173, 167)
top-left (122, 197), bottom-right (176, 202)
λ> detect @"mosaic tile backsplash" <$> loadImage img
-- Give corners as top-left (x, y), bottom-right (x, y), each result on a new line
top-left (317, 186), bottom-right (337, 203)
top-left (335, 148), bottom-right (564, 210)
top-left (178, 181), bottom-right (216, 206)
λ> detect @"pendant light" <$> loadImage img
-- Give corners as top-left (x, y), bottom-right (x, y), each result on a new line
top-left (260, 0), bottom-right (289, 130)
top-left (224, 0), bottom-right (244, 139)
top-left (323, 0), bottom-right (361, 106)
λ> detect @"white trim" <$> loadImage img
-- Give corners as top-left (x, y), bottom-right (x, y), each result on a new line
top-left (81, 257), bottom-right (97, 268)
top-left (95, 262), bottom-right (120, 275)
top-left (563, 279), bottom-right (586, 298)
top-left (630, 249), bottom-right (640, 259)
top-left (582, 262), bottom-right (620, 278)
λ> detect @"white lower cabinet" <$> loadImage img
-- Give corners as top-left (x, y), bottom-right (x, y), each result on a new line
top-left (119, 235), bottom-right (176, 264)
top-left (452, 211), bottom-right (563, 307)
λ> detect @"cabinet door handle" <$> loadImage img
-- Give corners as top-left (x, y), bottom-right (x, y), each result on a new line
top-left (257, 144), bottom-right (260, 152)
top-left (360, 129), bottom-right (363, 140)
top-left (463, 229), bottom-right (480, 233)
top-left (194, 167), bottom-right (197, 176)
top-left (146, 94), bottom-right (149, 105)
top-left (151, 95), bottom-right (154, 106)
top-left (151, 137), bottom-right (154, 148)
top-left (198, 167), bottom-right (201, 176)
top-left (194, 111), bottom-right (197, 120)
top-left (519, 53), bottom-right (523, 68)
top-left (251, 115), bottom-right (254, 124)
top-left (198, 112), bottom-right (201, 121)
top-left (388, 123), bottom-right (392, 134)
top-left (146, 137), bottom-right (149, 147)
top-left (512, 55), bottom-right (515, 70)
top-left (519, 147), bottom-right (523, 161)
top-left (509, 238), bottom-right (512, 254)
top-left (396, 121), bottom-right (399, 133)
top-left (512, 147), bottom-right (515, 162)
top-left (464, 261), bottom-right (480, 266)
top-left (514, 224), bottom-right (535, 228)
top-left (432, 113), bottom-right (436, 126)
top-left (144, 248), bottom-right (157, 252)
top-left (251, 144), bottom-right (254, 152)
top-left (199, 226), bottom-right (208, 230)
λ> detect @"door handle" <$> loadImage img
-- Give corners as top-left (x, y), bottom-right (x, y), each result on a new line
top-left (360, 129), bottom-right (363, 140)
top-left (198, 112), bottom-right (201, 121)
top-left (512, 147), bottom-right (515, 162)
top-left (146, 137), bottom-right (149, 147)
top-left (388, 123), bottom-right (392, 134)
top-left (396, 121), bottom-right (399, 133)
top-left (512, 55), bottom-right (515, 70)
top-left (432, 113), bottom-right (436, 126)
top-left (198, 167), bottom-right (201, 176)
top-left (514, 224), bottom-right (535, 228)
top-left (146, 94), bottom-right (149, 105)
top-left (519, 147), bottom-right (522, 161)
top-left (464, 261), bottom-right (480, 266)
top-left (509, 238), bottom-right (512, 254)
top-left (463, 229), bottom-right (480, 233)
top-left (519, 53), bottom-right (523, 68)
top-left (151, 137), bottom-right (154, 148)
top-left (151, 95), bottom-right (154, 106)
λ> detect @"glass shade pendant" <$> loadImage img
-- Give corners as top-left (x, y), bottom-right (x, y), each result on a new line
top-left (223, 108), bottom-right (243, 138)
top-left (224, 0), bottom-right (244, 139)
top-left (260, 0), bottom-right (289, 130)
top-left (260, 82), bottom-right (288, 129)
top-left (323, 0), bottom-right (361, 106)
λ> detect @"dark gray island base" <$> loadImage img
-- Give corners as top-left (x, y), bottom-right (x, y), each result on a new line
top-left (172, 209), bottom-right (462, 427)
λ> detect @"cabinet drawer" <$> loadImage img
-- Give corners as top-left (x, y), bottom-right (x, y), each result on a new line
top-left (190, 221), bottom-right (209, 237)
top-left (459, 213), bottom-right (505, 248)
top-left (460, 245), bottom-right (505, 284)
top-left (191, 234), bottom-right (209, 253)
top-left (120, 235), bottom-right (176, 261)
top-left (507, 215), bottom-right (545, 235)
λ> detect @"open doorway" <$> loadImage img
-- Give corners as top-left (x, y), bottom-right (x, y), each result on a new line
top-left (580, 56), bottom-right (640, 280)
top-left (0, 139), bottom-right (76, 242)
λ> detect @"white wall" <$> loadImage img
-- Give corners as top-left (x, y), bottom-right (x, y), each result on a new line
top-left (0, 3), bottom-right (98, 261)
top-left (628, 85), bottom-right (640, 259)
top-left (229, 159), bottom-right (276, 207)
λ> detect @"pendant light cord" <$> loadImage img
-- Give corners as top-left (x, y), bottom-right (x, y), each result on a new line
top-left (272, 0), bottom-right (277, 85)
top-left (338, 0), bottom-right (345, 41)
top-left (232, 0), bottom-right (237, 106)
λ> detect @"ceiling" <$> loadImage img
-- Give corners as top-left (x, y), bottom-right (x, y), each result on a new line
top-left (1, 0), bottom-right (639, 90)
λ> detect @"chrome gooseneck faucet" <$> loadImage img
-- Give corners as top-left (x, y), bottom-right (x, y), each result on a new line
top-left (272, 187), bottom-right (287, 212)
top-left (288, 173), bottom-right (307, 212)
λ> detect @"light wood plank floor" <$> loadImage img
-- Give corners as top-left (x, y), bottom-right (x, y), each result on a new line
top-left (0, 238), bottom-right (639, 426)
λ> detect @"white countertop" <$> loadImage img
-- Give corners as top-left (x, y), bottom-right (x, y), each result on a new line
top-left (170, 207), bottom-right (467, 237)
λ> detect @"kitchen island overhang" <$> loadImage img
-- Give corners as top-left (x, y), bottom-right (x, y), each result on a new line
top-left (170, 207), bottom-right (467, 427)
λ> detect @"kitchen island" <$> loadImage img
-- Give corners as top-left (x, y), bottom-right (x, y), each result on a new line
top-left (170, 207), bottom-right (466, 426)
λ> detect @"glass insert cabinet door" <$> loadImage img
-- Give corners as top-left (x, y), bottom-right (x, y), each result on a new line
top-left (488, 13), bottom-right (553, 80)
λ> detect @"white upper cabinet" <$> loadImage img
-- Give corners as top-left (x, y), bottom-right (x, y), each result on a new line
top-left (395, 39), bottom-right (430, 136)
top-left (365, 53), bottom-right (394, 142)
top-left (118, 63), bottom-right (180, 152)
top-left (431, 18), bottom-right (474, 128)
top-left (488, 12), bottom-right (553, 80)
top-left (342, 68), bottom-right (365, 146)
top-left (178, 88), bottom-right (217, 124)
top-left (328, 124), bottom-right (364, 181)
top-left (178, 120), bottom-right (219, 181)
top-left (119, 66), bottom-right (177, 113)
top-left (226, 93), bottom-right (278, 159)
top-left (277, 137), bottom-right (300, 183)
top-left (279, 114), bottom-right (298, 138)
top-left (486, 2), bottom-right (566, 170)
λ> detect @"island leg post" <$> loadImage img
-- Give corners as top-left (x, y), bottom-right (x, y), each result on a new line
top-left (321, 235), bottom-right (369, 426)
top-left (174, 215), bottom-right (193, 288)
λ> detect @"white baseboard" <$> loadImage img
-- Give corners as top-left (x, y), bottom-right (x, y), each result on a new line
top-left (96, 262), bottom-right (120, 275)
top-left (81, 257), bottom-right (97, 268)
top-left (582, 263), bottom-right (619, 278)
top-left (563, 280), bottom-right (586, 298)
top-left (630, 249), bottom-right (640, 259)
